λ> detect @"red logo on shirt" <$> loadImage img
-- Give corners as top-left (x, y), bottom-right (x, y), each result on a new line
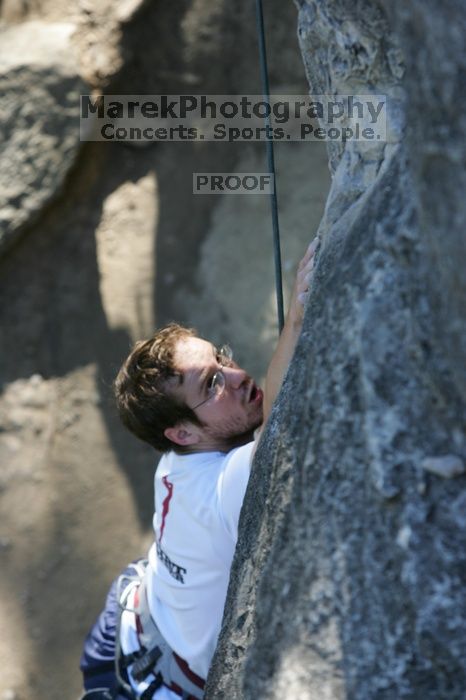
top-left (157, 476), bottom-right (187, 583)
top-left (159, 475), bottom-right (173, 543)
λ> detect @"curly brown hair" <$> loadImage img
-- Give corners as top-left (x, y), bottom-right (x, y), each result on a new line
top-left (114, 323), bottom-right (204, 453)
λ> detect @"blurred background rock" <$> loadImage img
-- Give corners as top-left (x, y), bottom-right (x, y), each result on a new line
top-left (0, 2), bottom-right (330, 699)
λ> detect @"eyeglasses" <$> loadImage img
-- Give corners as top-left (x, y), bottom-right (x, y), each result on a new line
top-left (191, 344), bottom-right (233, 410)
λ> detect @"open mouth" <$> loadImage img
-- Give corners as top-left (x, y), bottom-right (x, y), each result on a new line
top-left (248, 383), bottom-right (263, 404)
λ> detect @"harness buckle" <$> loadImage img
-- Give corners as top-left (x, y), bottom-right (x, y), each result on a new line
top-left (131, 645), bottom-right (163, 682)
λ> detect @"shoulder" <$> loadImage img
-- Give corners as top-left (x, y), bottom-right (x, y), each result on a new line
top-left (218, 442), bottom-right (255, 493)
top-left (216, 442), bottom-right (255, 539)
top-left (220, 441), bottom-right (255, 472)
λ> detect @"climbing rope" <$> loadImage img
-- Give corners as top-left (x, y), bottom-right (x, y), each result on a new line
top-left (254, 0), bottom-right (285, 333)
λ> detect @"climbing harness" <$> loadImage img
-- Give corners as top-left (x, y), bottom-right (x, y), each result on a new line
top-left (80, 560), bottom-right (205, 700)
top-left (255, 0), bottom-right (285, 333)
top-left (117, 564), bottom-right (205, 700)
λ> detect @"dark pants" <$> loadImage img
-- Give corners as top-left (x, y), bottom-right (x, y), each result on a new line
top-left (80, 563), bottom-right (140, 699)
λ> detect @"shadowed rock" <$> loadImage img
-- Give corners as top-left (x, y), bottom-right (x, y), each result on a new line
top-left (0, 21), bottom-right (88, 253)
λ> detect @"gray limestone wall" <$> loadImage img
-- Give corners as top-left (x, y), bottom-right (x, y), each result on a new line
top-left (206, 1), bottom-right (466, 698)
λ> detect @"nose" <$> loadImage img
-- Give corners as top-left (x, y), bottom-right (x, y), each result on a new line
top-left (223, 365), bottom-right (248, 390)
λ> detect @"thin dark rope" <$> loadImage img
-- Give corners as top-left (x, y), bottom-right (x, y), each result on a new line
top-left (255, 0), bottom-right (285, 333)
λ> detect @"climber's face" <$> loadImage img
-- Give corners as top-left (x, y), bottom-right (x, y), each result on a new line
top-left (164, 336), bottom-right (263, 452)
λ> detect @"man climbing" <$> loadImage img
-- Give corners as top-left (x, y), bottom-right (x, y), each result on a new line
top-left (79, 237), bottom-right (319, 700)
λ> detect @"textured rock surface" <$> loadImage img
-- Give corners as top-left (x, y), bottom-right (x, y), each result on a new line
top-left (0, 21), bottom-right (88, 252)
top-left (206, 1), bottom-right (466, 698)
top-left (72, 0), bottom-right (149, 88)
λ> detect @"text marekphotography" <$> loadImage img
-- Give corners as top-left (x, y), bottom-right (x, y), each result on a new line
top-left (80, 94), bottom-right (387, 142)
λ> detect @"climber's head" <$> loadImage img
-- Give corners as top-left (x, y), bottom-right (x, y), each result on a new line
top-left (114, 324), bottom-right (263, 454)
top-left (114, 323), bottom-right (199, 453)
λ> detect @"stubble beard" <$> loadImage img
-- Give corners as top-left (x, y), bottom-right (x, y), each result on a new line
top-left (202, 411), bottom-right (263, 451)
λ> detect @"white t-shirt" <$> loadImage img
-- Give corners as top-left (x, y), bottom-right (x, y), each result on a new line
top-left (120, 441), bottom-right (254, 697)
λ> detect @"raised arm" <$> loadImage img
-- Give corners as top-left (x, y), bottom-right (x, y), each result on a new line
top-left (258, 236), bottom-right (319, 435)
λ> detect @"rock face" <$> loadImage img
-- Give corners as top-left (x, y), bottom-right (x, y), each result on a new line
top-left (206, 1), bottom-right (466, 698)
top-left (0, 22), bottom-right (88, 252)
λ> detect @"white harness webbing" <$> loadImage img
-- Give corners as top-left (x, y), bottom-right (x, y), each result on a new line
top-left (116, 561), bottom-right (205, 700)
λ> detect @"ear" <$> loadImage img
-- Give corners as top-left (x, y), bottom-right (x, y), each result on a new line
top-left (164, 422), bottom-right (202, 447)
